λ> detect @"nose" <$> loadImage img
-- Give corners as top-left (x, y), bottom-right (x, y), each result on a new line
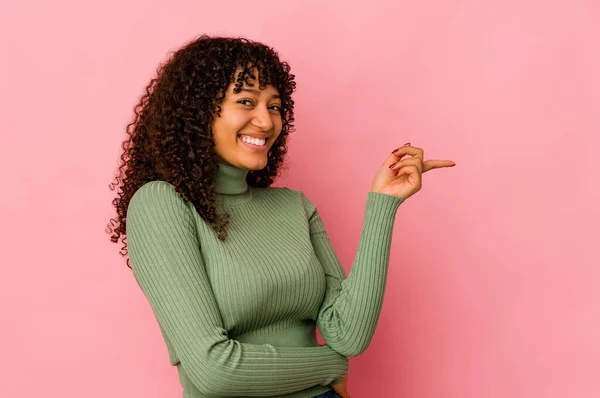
top-left (250, 106), bottom-right (274, 131)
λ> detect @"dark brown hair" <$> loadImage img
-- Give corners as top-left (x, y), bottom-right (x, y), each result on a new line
top-left (106, 35), bottom-right (296, 267)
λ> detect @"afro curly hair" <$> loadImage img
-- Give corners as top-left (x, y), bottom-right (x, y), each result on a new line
top-left (106, 35), bottom-right (297, 268)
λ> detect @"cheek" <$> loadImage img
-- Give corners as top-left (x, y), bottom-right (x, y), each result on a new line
top-left (212, 113), bottom-right (246, 143)
top-left (274, 117), bottom-right (283, 132)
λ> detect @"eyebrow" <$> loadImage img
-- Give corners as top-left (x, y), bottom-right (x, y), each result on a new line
top-left (238, 87), bottom-right (281, 99)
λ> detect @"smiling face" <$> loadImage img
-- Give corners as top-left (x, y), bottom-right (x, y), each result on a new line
top-left (211, 70), bottom-right (283, 171)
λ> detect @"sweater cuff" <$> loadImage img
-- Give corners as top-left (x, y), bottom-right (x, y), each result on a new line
top-left (365, 191), bottom-right (403, 222)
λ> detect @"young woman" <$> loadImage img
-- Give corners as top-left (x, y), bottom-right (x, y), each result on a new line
top-left (107, 35), bottom-right (455, 398)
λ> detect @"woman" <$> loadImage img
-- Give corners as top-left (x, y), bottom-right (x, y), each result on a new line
top-left (107, 35), bottom-right (455, 398)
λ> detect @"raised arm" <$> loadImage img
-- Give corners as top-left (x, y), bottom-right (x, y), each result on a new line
top-left (303, 191), bottom-right (403, 357)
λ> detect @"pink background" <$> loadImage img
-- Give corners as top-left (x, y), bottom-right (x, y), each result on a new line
top-left (1, 0), bottom-right (599, 397)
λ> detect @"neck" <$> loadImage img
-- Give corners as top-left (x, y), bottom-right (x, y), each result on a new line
top-left (215, 162), bottom-right (253, 207)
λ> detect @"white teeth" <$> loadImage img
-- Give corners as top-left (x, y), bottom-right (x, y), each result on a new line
top-left (240, 135), bottom-right (266, 146)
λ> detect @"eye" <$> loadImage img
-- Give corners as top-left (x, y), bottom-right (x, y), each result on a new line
top-left (238, 99), bottom-right (254, 106)
top-left (269, 105), bottom-right (282, 112)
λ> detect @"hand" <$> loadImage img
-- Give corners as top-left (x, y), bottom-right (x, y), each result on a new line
top-left (371, 143), bottom-right (455, 200)
top-left (331, 373), bottom-right (350, 398)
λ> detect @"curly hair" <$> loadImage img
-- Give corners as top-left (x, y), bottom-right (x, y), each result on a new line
top-left (106, 35), bottom-right (297, 268)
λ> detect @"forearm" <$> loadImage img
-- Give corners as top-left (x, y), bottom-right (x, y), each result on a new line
top-left (175, 339), bottom-right (348, 396)
top-left (314, 191), bottom-right (403, 356)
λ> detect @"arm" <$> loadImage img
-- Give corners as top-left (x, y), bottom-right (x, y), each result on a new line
top-left (126, 182), bottom-right (348, 396)
top-left (302, 191), bottom-right (403, 357)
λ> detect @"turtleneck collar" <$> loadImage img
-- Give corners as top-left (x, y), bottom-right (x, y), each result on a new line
top-left (215, 162), bottom-right (253, 207)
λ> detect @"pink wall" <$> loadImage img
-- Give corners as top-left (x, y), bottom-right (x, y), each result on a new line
top-left (1, 0), bottom-right (598, 397)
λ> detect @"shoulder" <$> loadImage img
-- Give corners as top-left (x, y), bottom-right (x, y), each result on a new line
top-left (261, 186), bottom-right (309, 202)
top-left (128, 180), bottom-right (192, 219)
top-left (131, 180), bottom-right (179, 199)
top-left (264, 186), bottom-right (317, 215)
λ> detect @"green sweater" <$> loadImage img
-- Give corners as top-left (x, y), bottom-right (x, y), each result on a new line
top-left (126, 162), bottom-right (403, 398)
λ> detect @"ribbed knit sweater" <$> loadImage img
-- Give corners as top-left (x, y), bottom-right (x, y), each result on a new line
top-left (125, 162), bottom-right (404, 398)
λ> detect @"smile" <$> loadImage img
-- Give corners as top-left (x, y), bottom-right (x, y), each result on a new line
top-left (238, 134), bottom-right (268, 151)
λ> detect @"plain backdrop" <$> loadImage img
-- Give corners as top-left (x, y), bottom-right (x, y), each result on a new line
top-left (1, 0), bottom-right (599, 397)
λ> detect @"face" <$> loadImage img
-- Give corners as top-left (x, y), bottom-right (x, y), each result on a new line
top-left (211, 70), bottom-right (283, 171)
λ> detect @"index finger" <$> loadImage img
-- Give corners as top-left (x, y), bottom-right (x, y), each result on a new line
top-left (423, 159), bottom-right (456, 172)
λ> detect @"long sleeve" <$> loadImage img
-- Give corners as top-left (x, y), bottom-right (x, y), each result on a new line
top-left (303, 191), bottom-right (403, 357)
top-left (126, 182), bottom-right (349, 397)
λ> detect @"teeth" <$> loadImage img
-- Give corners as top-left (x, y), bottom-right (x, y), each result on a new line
top-left (240, 135), bottom-right (266, 146)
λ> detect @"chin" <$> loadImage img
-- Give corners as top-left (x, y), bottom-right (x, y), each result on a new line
top-left (238, 156), bottom-right (268, 171)
top-left (244, 161), bottom-right (268, 171)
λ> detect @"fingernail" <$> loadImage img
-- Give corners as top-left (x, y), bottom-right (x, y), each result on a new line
top-left (389, 163), bottom-right (396, 169)
top-left (404, 142), bottom-right (411, 146)
top-left (392, 149), bottom-right (398, 154)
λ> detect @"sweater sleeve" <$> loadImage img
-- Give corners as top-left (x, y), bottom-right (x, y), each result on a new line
top-left (126, 182), bottom-right (349, 397)
top-left (302, 191), bottom-right (403, 357)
